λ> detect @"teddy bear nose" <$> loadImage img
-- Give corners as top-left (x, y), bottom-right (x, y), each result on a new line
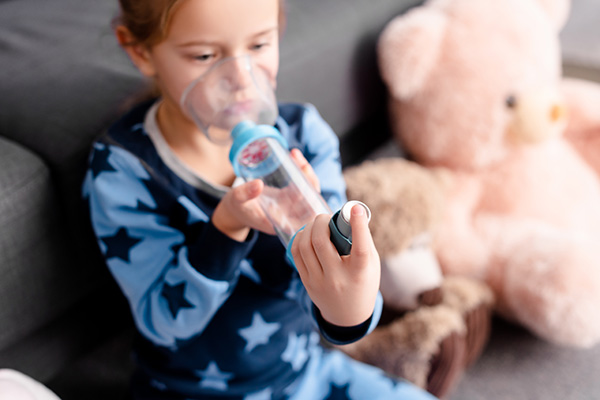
top-left (550, 103), bottom-right (565, 123)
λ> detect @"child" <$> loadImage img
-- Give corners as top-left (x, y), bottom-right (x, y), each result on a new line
top-left (83, 0), bottom-right (438, 399)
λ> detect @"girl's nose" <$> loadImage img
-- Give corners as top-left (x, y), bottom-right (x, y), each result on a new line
top-left (227, 56), bottom-right (253, 91)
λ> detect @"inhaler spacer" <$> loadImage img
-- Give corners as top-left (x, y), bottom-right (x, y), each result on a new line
top-left (229, 122), bottom-right (371, 266)
top-left (180, 55), bottom-right (371, 267)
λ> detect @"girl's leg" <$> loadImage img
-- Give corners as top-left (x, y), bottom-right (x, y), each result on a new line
top-left (285, 345), bottom-right (438, 400)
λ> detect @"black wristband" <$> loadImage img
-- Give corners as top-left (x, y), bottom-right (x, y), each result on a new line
top-left (315, 306), bottom-right (373, 345)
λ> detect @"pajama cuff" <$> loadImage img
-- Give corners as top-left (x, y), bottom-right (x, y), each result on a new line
top-left (314, 306), bottom-right (373, 345)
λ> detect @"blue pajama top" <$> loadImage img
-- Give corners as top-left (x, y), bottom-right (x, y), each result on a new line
top-left (83, 100), bottom-right (437, 400)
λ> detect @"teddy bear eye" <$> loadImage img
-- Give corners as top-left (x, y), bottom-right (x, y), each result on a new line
top-left (505, 95), bottom-right (517, 109)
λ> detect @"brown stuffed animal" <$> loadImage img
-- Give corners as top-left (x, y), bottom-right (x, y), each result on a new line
top-left (338, 158), bottom-right (494, 399)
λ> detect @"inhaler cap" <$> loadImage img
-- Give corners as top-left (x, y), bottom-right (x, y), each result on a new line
top-left (335, 200), bottom-right (371, 241)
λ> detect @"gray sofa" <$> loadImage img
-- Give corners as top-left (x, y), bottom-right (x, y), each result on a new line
top-left (0, 0), bottom-right (421, 398)
top-left (3, 1), bottom-right (600, 400)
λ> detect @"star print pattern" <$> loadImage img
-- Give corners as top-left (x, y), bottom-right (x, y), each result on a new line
top-left (325, 383), bottom-right (352, 400)
top-left (161, 282), bottom-right (195, 319)
top-left (244, 387), bottom-right (273, 400)
top-left (177, 196), bottom-right (209, 224)
top-left (82, 101), bottom-right (433, 400)
top-left (150, 379), bottom-right (168, 391)
top-left (196, 362), bottom-right (234, 391)
top-left (239, 259), bottom-right (261, 285)
top-left (135, 199), bottom-right (155, 213)
top-left (131, 122), bottom-right (145, 133)
top-left (89, 145), bottom-right (116, 178)
top-left (281, 332), bottom-right (310, 371)
top-left (100, 227), bottom-right (142, 262)
top-left (238, 312), bottom-right (281, 353)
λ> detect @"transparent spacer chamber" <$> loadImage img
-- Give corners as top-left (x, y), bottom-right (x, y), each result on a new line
top-left (230, 121), bottom-right (331, 247)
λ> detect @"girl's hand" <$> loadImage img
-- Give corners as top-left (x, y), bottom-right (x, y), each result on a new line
top-left (212, 149), bottom-right (321, 242)
top-left (212, 179), bottom-right (275, 241)
top-left (291, 204), bottom-right (381, 327)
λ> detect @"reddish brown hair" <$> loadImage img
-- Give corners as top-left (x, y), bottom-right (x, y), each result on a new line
top-left (115, 0), bottom-right (286, 47)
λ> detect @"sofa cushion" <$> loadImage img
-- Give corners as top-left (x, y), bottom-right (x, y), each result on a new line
top-left (0, 137), bottom-right (75, 351)
top-left (0, 136), bottom-right (132, 382)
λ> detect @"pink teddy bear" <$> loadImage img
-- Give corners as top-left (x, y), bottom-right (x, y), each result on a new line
top-left (378, 0), bottom-right (600, 347)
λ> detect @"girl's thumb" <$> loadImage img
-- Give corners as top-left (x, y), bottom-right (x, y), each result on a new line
top-left (234, 179), bottom-right (263, 203)
top-left (349, 204), bottom-right (374, 259)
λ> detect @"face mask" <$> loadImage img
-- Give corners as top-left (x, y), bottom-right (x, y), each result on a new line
top-left (180, 55), bottom-right (278, 145)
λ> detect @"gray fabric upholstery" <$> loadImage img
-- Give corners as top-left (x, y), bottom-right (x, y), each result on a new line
top-left (0, 137), bottom-right (74, 349)
top-left (0, 0), bottom-right (140, 385)
top-left (0, 0), bottom-right (143, 168)
top-left (0, 136), bottom-right (130, 382)
top-left (560, 0), bottom-right (600, 83)
top-left (278, 0), bottom-right (422, 137)
top-left (0, 1), bottom-right (147, 271)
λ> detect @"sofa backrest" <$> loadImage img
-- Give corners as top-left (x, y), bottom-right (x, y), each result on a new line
top-left (278, 0), bottom-right (423, 164)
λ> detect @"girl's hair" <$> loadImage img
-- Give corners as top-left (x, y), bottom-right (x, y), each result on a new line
top-left (116, 0), bottom-right (287, 47)
top-left (114, 0), bottom-right (286, 109)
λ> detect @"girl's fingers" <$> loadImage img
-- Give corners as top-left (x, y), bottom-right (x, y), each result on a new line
top-left (295, 218), bottom-right (325, 276)
top-left (310, 213), bottom-right (339, 271)
top-left (348, 204), bottom-right (376, 264)
top-left (291, 228), bottom-right (309, 279)
top-left (290, 148), bottom-right (320, 192)
top-left (232, 179), bottom-right (263, 203)
top-left (229, 180), bottom-right (275, 235)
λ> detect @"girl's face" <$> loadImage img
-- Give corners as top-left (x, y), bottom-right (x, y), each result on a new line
top-left (133, 0), bottom-right (280, 128)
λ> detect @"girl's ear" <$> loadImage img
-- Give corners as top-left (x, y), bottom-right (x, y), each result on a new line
top-left (115, 26), bottom-right (157, 77)
top-left (377, 8), bottom-right (447, 100)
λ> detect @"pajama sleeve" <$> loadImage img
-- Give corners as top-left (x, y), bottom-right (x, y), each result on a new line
top-left (83, 142), bottom-right (257, 348)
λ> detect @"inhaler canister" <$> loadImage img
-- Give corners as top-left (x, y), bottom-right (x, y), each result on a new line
top-left (328, 200), bottom-right (371, 256)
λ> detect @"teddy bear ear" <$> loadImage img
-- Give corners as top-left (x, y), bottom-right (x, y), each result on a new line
top-left (535, 0), bottom-right (571, 30)
top-left (377, 8), bottom-right (447, 100)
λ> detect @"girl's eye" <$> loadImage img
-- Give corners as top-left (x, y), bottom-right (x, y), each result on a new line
top-left (194, 53), bottom-right (214, 62)
top-left (251, 42), bottom-right (269, 51)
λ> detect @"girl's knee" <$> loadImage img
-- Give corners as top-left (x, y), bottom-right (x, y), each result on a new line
top-left (0, 369), bottom-right (61, 400)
